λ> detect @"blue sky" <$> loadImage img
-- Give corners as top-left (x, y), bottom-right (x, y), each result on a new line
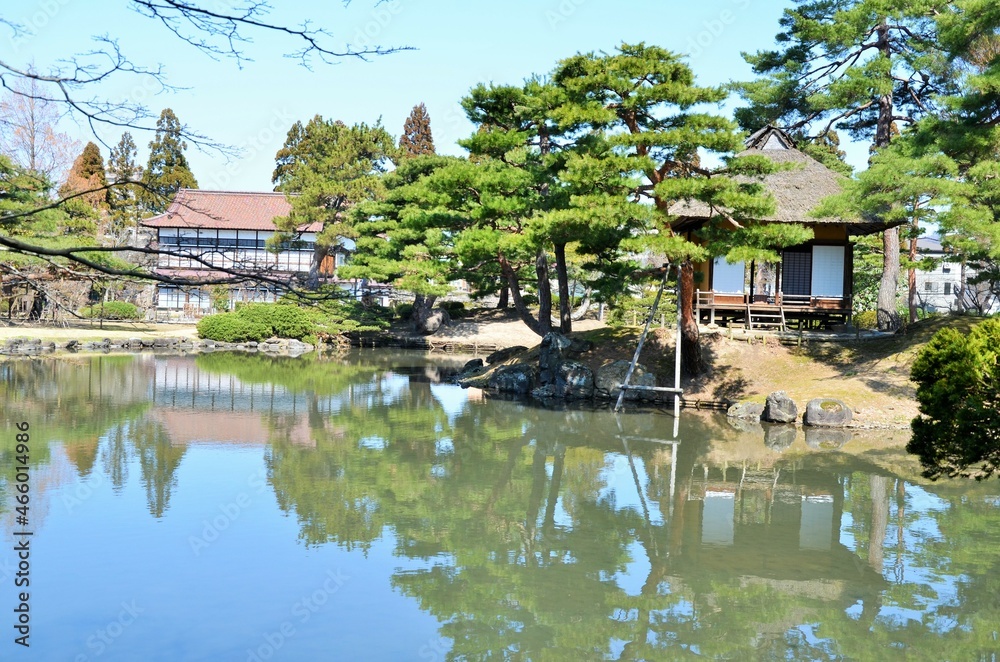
top-left (12, 0), bottom-right (872, 191)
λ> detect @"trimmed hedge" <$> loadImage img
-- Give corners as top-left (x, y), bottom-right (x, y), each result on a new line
top-left (233, 303), bottom-right (312, 339)
top-left (79, 301), bottom-right (142, 320)
top-left (198, 303), bottom-right (313, 342)
top-left (196, 314), bottom-right (271, 343)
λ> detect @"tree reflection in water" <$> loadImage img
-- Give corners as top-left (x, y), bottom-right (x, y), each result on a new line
top-left (1, 352), bottom-right (998, 659)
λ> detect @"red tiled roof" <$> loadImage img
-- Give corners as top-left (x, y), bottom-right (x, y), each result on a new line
top-left (141, 189), bottom-right (322, 232)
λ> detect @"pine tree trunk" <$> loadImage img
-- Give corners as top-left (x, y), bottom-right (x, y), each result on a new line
top-left (874, 19), bottom-right (900, 331)
top-left (534, 248), bottom-right (553, 336)
top-left (679, 260), bottom-right (705, 376)
top-left (877, 228), bottom-right (900, 330)
top-left (497, 284), bottom-right (509, 309)
top-left (554, 242), bottom-right (572, 334)
top-left (307, 243), bottom-right (328, 291)
top-left (499, 254), bottom-right (547, 337)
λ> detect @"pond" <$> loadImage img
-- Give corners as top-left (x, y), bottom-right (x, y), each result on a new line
top-left (1, 352), bottom-right (998, 660)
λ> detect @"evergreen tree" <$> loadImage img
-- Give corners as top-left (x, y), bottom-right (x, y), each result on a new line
top-left (553, 43), bottom-right (803, 375)
top-left (59, 142), bottom-right (108, 211)
top-left (908, 319), bottom-right (1000, 479)
top-left (272, 115), bottom-right (397, 289)
top-left (399, 103), bottom-right (435, 158)
top-left (143, 108), bottom-right (198, 214)
top-left (734, 0), bottom-right (956, 331)
top-left (107, 132), bottom-right (144, 244)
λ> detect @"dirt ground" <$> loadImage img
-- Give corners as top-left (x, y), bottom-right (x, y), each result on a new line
top-left (412, 307), bottom-right (608, 348)
top-left (0, 320), bottom-right (199, 342)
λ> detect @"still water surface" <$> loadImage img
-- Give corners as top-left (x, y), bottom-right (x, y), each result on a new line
top-left (1, 352), bottom-right (998, 661)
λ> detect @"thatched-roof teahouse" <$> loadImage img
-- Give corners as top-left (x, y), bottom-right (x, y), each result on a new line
top-left (669, 126), bottom-right (898, 331)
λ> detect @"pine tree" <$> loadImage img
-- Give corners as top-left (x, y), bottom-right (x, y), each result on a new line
top-left (553, 43), bottom-right (802, 376)
top-left (734, 0), bottom-right (956, 331)
top-left (399, 103), bottom-right (435, 158)
top-left (107, 132), bottom-right (144, 244)
top-left (272, 116), bottom-right (397, 288)
top-left (143, 108), bottom-right (198, 214)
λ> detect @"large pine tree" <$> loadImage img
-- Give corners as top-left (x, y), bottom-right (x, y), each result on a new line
top-left (272, 116), bottom-right (397, 289)
top-left (143, 108), bottom-right (198, 214)
top-left (399, 103), bottom-right (435, 158)
top-left (734, 0), bottom-right (955, 331)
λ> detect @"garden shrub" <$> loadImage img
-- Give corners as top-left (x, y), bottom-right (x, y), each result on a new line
top-left (395, 303), bottom-right (414, 321)
top-left (907, 318), bottom-right (1000, 479)
top-left (196, 314), bottom-right (270, 343)
top-left (853, 310), bottom-right (877, 330)
top-left (439, 301), bottom-right (467, 319)
top-left (232, 303), bottom-right (312, 339)
top-left (79, 301), bottom-right (142, 320)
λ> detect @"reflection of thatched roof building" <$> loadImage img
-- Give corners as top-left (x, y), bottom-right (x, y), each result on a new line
top-left (670, 126), bottom-right (903, 331)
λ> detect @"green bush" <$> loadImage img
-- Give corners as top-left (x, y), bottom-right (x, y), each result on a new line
top-left (439, 301), bottom-right (467, 318)
top-left (853, 310), bottom-right (877, 330)
top-left (79, 301), bottom-right (142, 320)
top-left (395, 303), bottom-right (414, 321)
top-left (196, 314), bottom-right (270, 343)
top-left (233, 303), bottom-right (313, 339)
top-left (908, 319), bottom-right (1000, 479)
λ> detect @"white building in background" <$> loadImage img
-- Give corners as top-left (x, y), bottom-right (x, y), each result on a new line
top-left (913, 236), bottom-right (999, 315)
top-left (142, 189), bottom-right (355, 317)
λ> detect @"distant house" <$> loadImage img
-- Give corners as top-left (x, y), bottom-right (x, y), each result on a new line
top-left (914, 236), bottom-right (999, 315)
top-left (670, 126), bottom-right (902, 331)
top-left (142, 189), bottom-right (354, 315)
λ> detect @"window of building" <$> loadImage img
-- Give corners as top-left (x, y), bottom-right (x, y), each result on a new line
top-left (941, 264), bottom-right (951, 274)
top-left (925, 282), bottom-right (935, 292)
top-left (944, 282), bottom-right (952, 295)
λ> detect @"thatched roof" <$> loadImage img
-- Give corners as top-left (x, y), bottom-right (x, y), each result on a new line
top-left (669, 127), bottom-right (892, 236)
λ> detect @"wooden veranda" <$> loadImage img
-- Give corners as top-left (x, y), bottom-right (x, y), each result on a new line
top-left (696, 291), bottom-right (851, 332)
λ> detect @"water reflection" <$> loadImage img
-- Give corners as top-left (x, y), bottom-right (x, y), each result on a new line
top-left (1, 353), bottom-right (998, 660)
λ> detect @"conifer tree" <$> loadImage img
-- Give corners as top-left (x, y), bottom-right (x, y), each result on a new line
top-left (734, 0), bottom-right (956, 331)
top-left (143, 108), bottom-right (198, 214)
top-left (272, 116), bottom-right (397, 289)
top-left (553, 43), bottom-right (803, 375)
top-left (399, 103), bottom-right (435, 158)
top-left (59, 142), bottom-right (108, 210)
top-left (107, 132), bottom-right (144, 244)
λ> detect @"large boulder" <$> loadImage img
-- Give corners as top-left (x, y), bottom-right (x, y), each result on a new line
top-left (727, 402), bottom-right (764, 422)
top-left (553, 360), bottom-right (595, 399)
top-left (487, 364), bottom-right (537, 395)
top-left (420, 307), bottom-right (451, 335)
top-left (595, 360), bottom-right (656, 400)
top-left (486, 346), bottom-right (527, 365)
top-left (539, 332), bottom-right (573, 384)
top-left (803, 398), bottom-right (853, 427)
top-left (762, 391), bottom-right (798, 424)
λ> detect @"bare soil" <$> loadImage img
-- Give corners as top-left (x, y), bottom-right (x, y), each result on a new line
top-left (0, 320), bottom-right (198, 342)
